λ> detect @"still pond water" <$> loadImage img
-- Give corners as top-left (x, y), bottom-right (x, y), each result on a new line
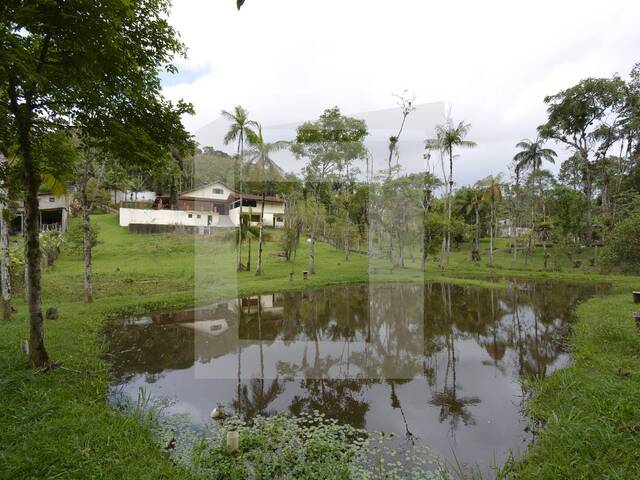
top-left (107, 281), bottom-right (601, 470)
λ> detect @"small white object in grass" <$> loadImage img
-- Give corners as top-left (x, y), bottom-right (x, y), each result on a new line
top-left (227, 430), bottom-right (239, 452)
top-left (20, 340), bottom-right (29, 355)
top-left (210, 406), bottom-right (223, 419)
top-left (307, 238), bottom-right (311, 243)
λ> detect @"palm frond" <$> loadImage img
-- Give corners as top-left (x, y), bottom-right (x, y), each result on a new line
top-left (42, 174), bottom-right (67, 196)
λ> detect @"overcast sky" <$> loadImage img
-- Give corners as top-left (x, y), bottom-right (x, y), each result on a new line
top-left (162, 0), bottom-right (640, 186)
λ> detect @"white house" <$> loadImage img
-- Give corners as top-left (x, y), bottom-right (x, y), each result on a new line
top-left (12, 191), bottom-right (73, 234)
top-left (119, 181), bottom-right (285, 231)
top-left (497, 219), bottom-right (531, 238)
top-left (111, 190), bottom-right (157, 204)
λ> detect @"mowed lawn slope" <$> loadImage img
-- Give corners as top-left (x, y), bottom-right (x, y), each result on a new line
top-left (0, 213), bottom-right (639, 479)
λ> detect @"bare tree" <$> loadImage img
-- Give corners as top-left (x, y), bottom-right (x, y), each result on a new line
top-left (387, 91), bottom-right (416, 178)
top-left (77, 147), bottom-right (107, 303)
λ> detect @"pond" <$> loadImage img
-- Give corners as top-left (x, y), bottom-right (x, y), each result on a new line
top-left (106, 280), bottom-right (602, 471)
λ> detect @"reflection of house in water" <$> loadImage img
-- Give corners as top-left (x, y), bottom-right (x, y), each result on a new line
top-left (241, 294), bottom-right (284, 314)
top-left (180, 319), bottom-right (229, 336)
top-left (240, 294), bottom-right (286, 341)
top-left (157, 302), bottom-right (236, 338)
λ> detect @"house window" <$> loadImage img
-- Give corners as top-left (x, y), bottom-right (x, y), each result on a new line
top-left (49, 197), bottom-right (55, 202)
top-left (188, 214), bottom-right (193, 218)
top-left (212, 188), bottom-right (224, 195)
top-left (196, 214), bottom-right (201, 219)
top-left (251, 214), bottom-right (261, 223)
top-left (243, 199), bottom-right (257, 208)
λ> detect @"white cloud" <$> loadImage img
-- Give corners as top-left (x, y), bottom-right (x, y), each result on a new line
top-left (162, 0), bottom-right (640, 186)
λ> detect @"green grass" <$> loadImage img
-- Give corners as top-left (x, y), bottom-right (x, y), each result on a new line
top-left (512, 290), bottom-right (640, 479)
top-left (0, 213), bottom-right (639, 479)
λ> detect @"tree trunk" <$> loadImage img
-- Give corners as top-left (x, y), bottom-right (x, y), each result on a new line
top-left (255, 191), bottom-right (266, 275)
top-left (397, 230), bottom-right (404, 268)
top-left (421, 192), bottom-right (429, 273)
top-left (246, 236), bottom-right (251, 272)
top-left (438, 232), bottom-right (447, 271)
top-left (475, 206), bottom-right (480, 251)
top-left (447, 145), bottom-right (453, 253)
top-left (236, 135), bottom-right (245, 271)
top-left (309, 192), bottom-right (319, 274)
top-left (82, 207), bottom-right (93, 303)
top-left (21, 131), bottom-right (50, 367)
top-left (489, 209), bottom-right (494, 266)
top-left (1, 208), bottom-right (11, 320)
top-left (169, 179), bottom-right (178, 209)
top-left (421, 236), bottom-right (428, 272)
top-left (343, 217), bottom-right (350, 261)
top-left (0, 153), bottom-right (11, 320)
top-left (585, 169), bottom-right (593, 245)
top-left (367, 209), bottom-right (373, 273)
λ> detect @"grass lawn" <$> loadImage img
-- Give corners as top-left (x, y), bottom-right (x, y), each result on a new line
top-left (1, 213), bottom-right (639, 479)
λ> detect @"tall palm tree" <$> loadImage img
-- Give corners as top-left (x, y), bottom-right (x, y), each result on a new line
top-left (513, 138), bottom-right (556, 251)
top-left (222, 106), bottom-right (259, 271)
top-left (246, 126), bottom-right (289, 275)
top-left (456, 187), bottom-right (483, 259)
top-left (427, 118), bottom-right (476, 266)
top-left (481, 175), bottom-right (503, 266)
top-left (514, 138), bottom-right (556, 214)
top-left (513, 138), bottom-right (557, 175)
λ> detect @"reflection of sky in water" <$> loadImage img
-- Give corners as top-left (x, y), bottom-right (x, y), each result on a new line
top-left (106, 281), bottom-right (600, 471)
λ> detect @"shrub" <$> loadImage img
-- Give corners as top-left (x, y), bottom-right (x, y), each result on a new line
top-left (40, 231), bottom-right (64, 267)
top-left (601, 212), bottom-right (640, 271)
top-left (65, 220), bottom-right (100, 255)
top-left (9, 245), bottom-right (24, 289)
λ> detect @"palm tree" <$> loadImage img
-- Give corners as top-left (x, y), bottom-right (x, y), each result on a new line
top-left (514, 138), bottom-right (556, 256)
top-left (514, 138), bottom-right (557, 175)
top-left (481, 175), bottom-right (503, 266)
top-left (514, 138), bottom-right (556, 217)
top-left (457, 187), bottom-right (483, 260)
top-left (246, 126), bottom-right (289, 275)
top-left (427, 119), bottom-right (476, 263)
top-left (222, 106), bottom-right (259, 271)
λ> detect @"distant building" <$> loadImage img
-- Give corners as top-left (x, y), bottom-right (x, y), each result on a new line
top-left (119, 181), bottom-right (285, 231)
top-left (497, 219), bottom-right (531, 238)
top-left (111, 190), bottom-right (157, 204)
top-left (11, 192), bottom-right (73, 234)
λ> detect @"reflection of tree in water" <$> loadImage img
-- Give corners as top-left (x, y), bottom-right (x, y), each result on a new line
top-left (274, 288), bottom-right (373, 428)
top-left (232, 377), bottom-right (284, 419)
top-left (387, 378), bottom-right (417, 444)
top-left (505, 282), bottom-right (592, 379)
top-left (235, 296), bottom-right (287, 419)
top-left (107, 280), bottom-right (602, 437)
top-left (289, 377), bottom-right (371, 429)
top-left (429, 333), bottom-right (481, 436)
top-left (106, 323), bottom-right (197, 384)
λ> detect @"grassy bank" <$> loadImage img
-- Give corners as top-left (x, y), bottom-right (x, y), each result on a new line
top-left (512, 288), bottom-right (640, 478)
top-left (1, 213), bottom-right (639, 479)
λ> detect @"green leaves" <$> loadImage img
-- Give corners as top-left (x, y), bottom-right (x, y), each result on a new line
top-left (293, 107), bottom-right (368, 184)
top-left (1, 0), bottom-right (193, 175)
top-left (538, 76), bottom-right (628, 153)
